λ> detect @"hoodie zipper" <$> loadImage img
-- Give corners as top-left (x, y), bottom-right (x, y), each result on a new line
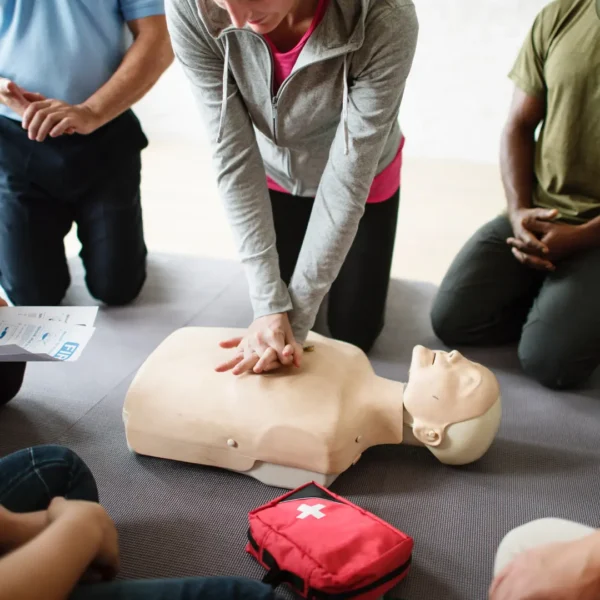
top-left (225, 29), bottom-right (349, 146)
top-left (271, 96), bottom-right (278, 144)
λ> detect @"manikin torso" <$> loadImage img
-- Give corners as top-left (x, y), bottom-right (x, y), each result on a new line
top-left (123, 328), bottom-right (501, 489)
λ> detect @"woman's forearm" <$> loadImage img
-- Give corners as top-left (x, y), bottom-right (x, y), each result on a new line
top-left (165, 0), bottom-right (292, 320)
top-left (0, 516), bottom-right (100, 600)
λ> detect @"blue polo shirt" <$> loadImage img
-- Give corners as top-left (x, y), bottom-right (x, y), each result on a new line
top-left (0, 0), bottom-right (165, 121)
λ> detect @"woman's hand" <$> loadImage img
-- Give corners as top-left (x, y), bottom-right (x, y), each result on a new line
top-left (47, 497), bottom-right (120, 581)
top-left (215, 313), bottom-right (303, 375)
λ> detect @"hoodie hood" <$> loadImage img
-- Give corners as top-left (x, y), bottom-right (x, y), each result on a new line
top-left (200, 0), bottom-right (372, 153)
top-left (196, 0), bottom-right (370, 54)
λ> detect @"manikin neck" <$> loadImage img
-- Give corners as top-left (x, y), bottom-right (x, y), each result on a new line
top-left (363, 374), bottom-right (406, 446)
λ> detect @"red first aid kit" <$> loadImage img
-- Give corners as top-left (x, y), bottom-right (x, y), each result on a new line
top-left (246, 482), bottom-right (413, 600)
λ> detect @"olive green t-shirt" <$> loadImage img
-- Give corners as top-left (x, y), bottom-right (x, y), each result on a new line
top-left (509, 0), bottom-right (600, 223)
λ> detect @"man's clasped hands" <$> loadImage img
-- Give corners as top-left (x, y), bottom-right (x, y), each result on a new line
top-left (507, 206), bottom-right (595, 272)
top-left (0, 78), bottom-right (103, 142)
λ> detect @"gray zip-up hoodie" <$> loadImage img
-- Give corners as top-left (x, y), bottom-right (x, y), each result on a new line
top-left (165, 0), bottom-right (418, 342)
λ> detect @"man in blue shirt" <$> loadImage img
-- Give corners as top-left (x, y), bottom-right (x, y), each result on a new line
top-left (0, 0), bottom-right (173, 306)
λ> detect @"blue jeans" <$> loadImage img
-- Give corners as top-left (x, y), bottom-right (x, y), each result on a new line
top-left (0, 445), bottom-right (99, 510)
top-left (0, 445), bottom-right (275, 600)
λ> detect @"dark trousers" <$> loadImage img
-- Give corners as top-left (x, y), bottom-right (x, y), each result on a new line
top-left (0, 362), bottom-right (26, 407)
top-left (270, 188), bottom-right (400, 353)
top-left (0, 445), bottom-right (275, 600)
top-left (430, 215), bottom-right (600, 389)
top-left (0, 111), bottom-right (148, 306)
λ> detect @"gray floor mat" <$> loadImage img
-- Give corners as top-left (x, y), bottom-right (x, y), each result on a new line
top-left (1, 254), bottom-right (598, 600)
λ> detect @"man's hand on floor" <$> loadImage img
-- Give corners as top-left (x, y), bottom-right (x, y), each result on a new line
top-left (489, 533), bottom-right (600, 600)
top-left (0, 78), bottom-right (45, 117)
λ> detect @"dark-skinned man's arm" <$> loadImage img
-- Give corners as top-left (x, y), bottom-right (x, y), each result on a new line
top-left (578, 214), bottom-right (600, 247)
top-left (501, 87), bottom-right (557, 271)
top-left (503, 87), bottom-right (600, 269)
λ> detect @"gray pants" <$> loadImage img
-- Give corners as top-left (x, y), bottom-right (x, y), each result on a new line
top-left (431, 215), bottom-right (600, 389)
top-left (494, 518), bottom-right (596, 576)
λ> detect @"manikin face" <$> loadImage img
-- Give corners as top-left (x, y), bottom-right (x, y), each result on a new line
top-left (212, 0), bottom-right (299, 34)
top-left (403, 345), bottom-right (500, 447)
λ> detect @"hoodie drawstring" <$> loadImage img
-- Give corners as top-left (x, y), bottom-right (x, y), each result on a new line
top-left (342, 54), bottom-right (349, 156)
top-left (216, 36), bottom-right (230, 144)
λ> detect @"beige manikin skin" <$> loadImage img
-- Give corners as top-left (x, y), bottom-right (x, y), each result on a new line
top-left (123, 327), bottom-right (501, 489)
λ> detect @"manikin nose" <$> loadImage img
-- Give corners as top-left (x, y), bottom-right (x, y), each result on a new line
top-left (448, 350), bottom-right (462, 362)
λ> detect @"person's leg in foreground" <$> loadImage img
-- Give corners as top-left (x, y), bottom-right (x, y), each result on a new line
top-left (489, 518), bottom-right (600, 599)
top-left (0, 446), bottom-right (275, 600)
top-left (0, 445), bottom-right (99, 511)
top-left (68, 576), bottom-right (275, 600)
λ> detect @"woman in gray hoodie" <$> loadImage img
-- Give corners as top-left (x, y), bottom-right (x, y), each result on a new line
top-left (165, 0), bottom-right (418, 375)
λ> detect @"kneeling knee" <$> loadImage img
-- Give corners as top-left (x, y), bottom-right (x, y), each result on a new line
top-left (86, 266), bottom-right (146, 307)
top-left (430, 296), bottom-right (466, 346)
top-left (0, 362), bottom-right (26, 406)
top-left (518, 342), bottom-right (586, 390)
top-left (8, 283), bottom-right (68, 307)
top-left (430, 301), bottom-right (453, 345)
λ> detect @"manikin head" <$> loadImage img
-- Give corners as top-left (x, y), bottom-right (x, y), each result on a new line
top-left (211, 0), bottom-right (311, 34)
top-left (402, 345), bottom-right (501, 465)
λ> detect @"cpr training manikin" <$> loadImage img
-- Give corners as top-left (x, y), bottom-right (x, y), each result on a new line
top-left (123, 327), bottom-right (501, 489)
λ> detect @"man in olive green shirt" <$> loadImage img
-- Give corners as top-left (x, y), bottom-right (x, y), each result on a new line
top-left (431, 0), bottom-right (600, 390)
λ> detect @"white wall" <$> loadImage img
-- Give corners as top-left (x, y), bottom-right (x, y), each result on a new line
top-left (134, 0), bottom-right (549, 164)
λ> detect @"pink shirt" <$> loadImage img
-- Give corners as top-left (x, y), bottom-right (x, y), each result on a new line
top-left (264, 0), bottom-right (402, 203)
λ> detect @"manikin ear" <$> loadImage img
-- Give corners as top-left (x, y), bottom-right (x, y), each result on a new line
top-left (412, 421), bottom-right (445, 447)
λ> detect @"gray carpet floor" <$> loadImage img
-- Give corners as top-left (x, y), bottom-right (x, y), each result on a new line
top-left (1, 253), bottom-right (599, 600)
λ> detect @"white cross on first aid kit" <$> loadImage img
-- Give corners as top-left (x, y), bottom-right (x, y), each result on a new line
top-left (296, 503), bottom-right (326, 519)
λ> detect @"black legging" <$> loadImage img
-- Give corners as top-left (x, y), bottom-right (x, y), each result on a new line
top-left (270, 188), bottom-right (400, 353)
top-left (0, 362), bottom-right (26, 407)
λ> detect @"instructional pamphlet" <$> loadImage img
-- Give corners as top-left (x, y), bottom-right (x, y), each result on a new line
top-left (0, 306), bottom-right (98, 362)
